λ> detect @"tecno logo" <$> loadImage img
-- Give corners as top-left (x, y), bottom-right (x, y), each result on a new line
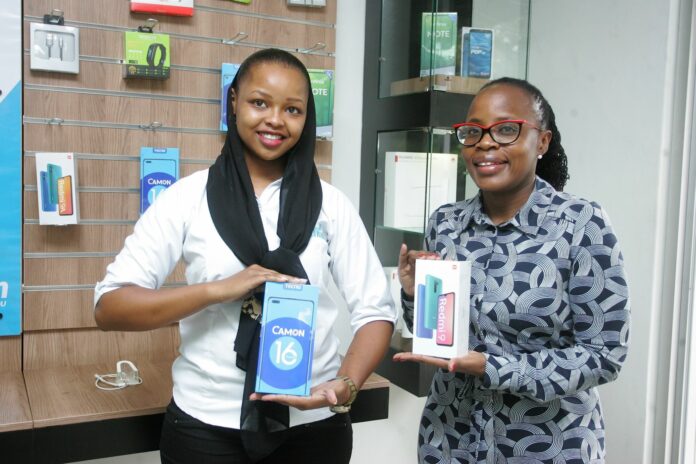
top-left (0, 281), bottom-right (8, 307)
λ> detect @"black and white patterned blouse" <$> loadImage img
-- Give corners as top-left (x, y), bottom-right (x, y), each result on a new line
top-left (402, 177), bottom-right (630, 464)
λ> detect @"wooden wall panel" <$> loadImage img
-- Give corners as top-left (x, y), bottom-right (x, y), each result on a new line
top-left (24, 290), bottom-right (96, 331)
top-left (23, 326), bottom-right (178, 370)
top-left (0, 337), bottom-right (22, 372)
top-left (25, 191), bottom-right (141, 222)
top-left (23, 259), bottom-right (186, 286)
top-left (24, 224), bottom-right (133, 253)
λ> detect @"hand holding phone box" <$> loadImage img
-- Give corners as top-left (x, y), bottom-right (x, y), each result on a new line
top-left (413, 259), bottom-right (470, 358)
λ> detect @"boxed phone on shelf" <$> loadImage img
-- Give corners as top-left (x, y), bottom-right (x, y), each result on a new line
top-left (256, 282), bottom-right (319, 396)
top-left (219, 63), bottom-right (241, 132)
top-left (413, 259), bottom-right (470, 358)
top-left (30, 22), bottom-right (80, 74)
top-left (420, 12), bottom-right (457, 77)
top-left (140, 147), bottom-right (179, 214)
top-left (460, 27), bottom-right (494, 78)
top-left (123, 31), bottom-right (171, 79)
top-left (35, 152), bottom-right (79, 225)
top-left (308, 69), bottom-right (334, 138)
top-left (130, 0), bottom-right (194, 17)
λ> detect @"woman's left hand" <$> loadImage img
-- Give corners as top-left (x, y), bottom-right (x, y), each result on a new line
top-left (393, 351), bottom-right (487, 377)
top-left (249, 377), bottom-right (350, 411)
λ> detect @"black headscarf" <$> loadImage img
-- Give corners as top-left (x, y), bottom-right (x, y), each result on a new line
top-left (206, 50), bottom-right (323, 461)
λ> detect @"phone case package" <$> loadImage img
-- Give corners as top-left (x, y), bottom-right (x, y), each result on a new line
top-left (420, 12), bottom-right (457, 77)
top-left (460, 27), bottom-right (494, 78)
top-left (140, 147), bottom-right (179, 214)
top-left (123, 31), bottom-right (171, 79)
top-left (219, 63), bottom-right (241, 132)
top-left (413, 259), bottom-right (470, 358)
top-left (30, 23), bottom-right (80, 74)
top-left (130, 0), bottom-right (194, 17)
top-left (256, 282), bottom-right (319, 396)
top-left (308, 69), bottom-right (334, 138)
top-left (35, 152), bottom-right (79, 225)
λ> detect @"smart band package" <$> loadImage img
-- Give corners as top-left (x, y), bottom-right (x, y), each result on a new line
top-left (30, 22), bottom-right (80, 74)
top-left (130, 0), bottom-right (194, 17)
top-left (140, 147), bottom-right (179, 213)
top-left (413, 259), bottom-right (470, 358)
top-left (256, 282), bottom-right (319, 396)
top-left (35, 152), bottom-right (79, 225)
top-left (123, 31), bottom-right (170, 79)
top-left (219, 63), bottom-right (241, 132)
top-left (308, 69), bottom-right (334, 138)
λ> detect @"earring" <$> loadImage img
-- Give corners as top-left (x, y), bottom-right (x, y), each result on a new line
top-left (537, 154), bottom-right (543, 160)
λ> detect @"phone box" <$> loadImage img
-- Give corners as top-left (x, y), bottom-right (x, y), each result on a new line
top-left (130, 0), bottom-right (194, 16)
top-left (413, 259), bottom-right (470, 358)
top-left (256, 282), bottom-right (319, 396)
top-left (35, 152), bottom-right (79, 225)
top-left (460, 27), bottom-right (493, 78)
top-left (420, 12), bottom-right (457, 77)
top-left (308, 69), bottom-right (334, 138)
top-left (30, 23), bottom-right (80, 74)
top-left (219, 63), bottom-right (241, 132)
top-left (140, 147), bottom-right (179, 214)
top-left (123, 31), bottom-right (171, 79)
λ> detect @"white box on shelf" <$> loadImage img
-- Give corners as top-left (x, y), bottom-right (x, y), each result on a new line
top-left (30, 23), bottom-right (80, 74)
top-left (383, 151), bottom-right (458, 231)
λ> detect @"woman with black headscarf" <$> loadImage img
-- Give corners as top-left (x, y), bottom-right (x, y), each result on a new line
top-left (94, 49), bottom-right (396, 464)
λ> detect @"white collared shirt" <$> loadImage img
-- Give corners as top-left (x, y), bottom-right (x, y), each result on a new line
top-left (94, 169), bottom-right (396, 429)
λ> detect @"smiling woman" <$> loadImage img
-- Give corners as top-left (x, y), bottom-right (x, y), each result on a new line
top-left (94, 48), bottom-right (396, 464)
top-left (395, 78), bottom-right (630, 464)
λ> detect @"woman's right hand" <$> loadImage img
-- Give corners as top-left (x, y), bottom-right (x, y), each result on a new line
top-left (208, 264), bottom-right (306, 304)
top-left (397, 244), bottom-right (439, 298)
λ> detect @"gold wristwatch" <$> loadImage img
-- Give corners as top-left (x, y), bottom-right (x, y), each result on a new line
top-left (329, 376), bottom-right (358, 413)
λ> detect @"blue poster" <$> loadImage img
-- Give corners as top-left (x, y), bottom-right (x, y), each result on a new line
top-left (0, 0), bottom-right (22, 336)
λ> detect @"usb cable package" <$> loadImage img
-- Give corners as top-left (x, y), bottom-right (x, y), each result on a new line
top-left (412, 259), bottom-right (470, 358)
top-left (30, 22), bottom-right (80, 74)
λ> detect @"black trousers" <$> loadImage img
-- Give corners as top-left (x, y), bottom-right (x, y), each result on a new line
top-left (160, 400), bottom-right (353, 464)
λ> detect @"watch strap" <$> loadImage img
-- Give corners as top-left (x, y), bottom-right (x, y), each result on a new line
top-left (329, 375), bottom-right (358, 413)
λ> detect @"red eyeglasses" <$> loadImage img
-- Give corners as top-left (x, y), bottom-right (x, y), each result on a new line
top-left (452, 119), bottom-right (541, 146)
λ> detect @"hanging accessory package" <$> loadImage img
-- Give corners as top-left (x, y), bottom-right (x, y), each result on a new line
top-left (30, 10), bottom-right (80, 74)
top-left (124, 20), bottom-right (171, 79)
top-left (130, 0), bottom-right (194, 17)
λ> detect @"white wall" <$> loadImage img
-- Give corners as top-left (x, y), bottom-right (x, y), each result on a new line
top-left (527, 1), bottom-right (674, 462)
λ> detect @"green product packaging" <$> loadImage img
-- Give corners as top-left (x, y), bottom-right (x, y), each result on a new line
top-left (308, 69), bottom-right (334, 138)
top-left (123, 31), bottom-right (171, 79)
top-left (420, 12), bottom-right (457, 77)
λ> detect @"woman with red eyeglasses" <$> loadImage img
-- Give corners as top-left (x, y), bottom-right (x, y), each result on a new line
top-left (394, 77), bottom-right (630, 464)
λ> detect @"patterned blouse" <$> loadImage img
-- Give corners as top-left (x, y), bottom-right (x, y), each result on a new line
top-left (402, 177), bottom-right (630, 464)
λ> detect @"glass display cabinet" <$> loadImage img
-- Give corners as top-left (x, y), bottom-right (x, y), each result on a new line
top-left (361, 0), bottom-right (531, 396)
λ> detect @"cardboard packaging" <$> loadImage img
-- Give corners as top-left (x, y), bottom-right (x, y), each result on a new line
top-left (219, 63), bottom-right (241, 132)
top-left (460, 27), bottom-right (494, 78)
top-left (256, 282), bottom-right (319, 396)
top-left (123, 31), bottom-right (171, 79)
top-left (130, 0), bottom-right (194, 16)
top-left (412, 259), bottom-right (470, 358)
top-left (383, 152), bottom-right (458, 231)
top-left (420, 12), bottom-right (457, 77)
top-left (308, 69), bottom-right (334, 138)
top-left (140, 147), bottom-right (179, 214)
top-left (30, 23), bottom-right (80, 74)
top-left (35, 152), bottom-right (79, 225)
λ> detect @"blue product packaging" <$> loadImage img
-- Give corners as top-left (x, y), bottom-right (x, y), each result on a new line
top-left (140, 147), bottom-right (179, 214)
top-left (256, 282), bottom-right (319, 396)
top-left (220, 63), bottom-right (240, 132)
top-left (462, 28), bottom-right (493, 78)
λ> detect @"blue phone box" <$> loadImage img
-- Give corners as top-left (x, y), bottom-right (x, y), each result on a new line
top-left (256, 282), bottom-right (319, 396)
top-left (140, 147), bottom-right (179, 214)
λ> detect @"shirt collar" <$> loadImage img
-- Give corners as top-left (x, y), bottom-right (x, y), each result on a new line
top-left (459, 177), bottom-right (555, 236)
